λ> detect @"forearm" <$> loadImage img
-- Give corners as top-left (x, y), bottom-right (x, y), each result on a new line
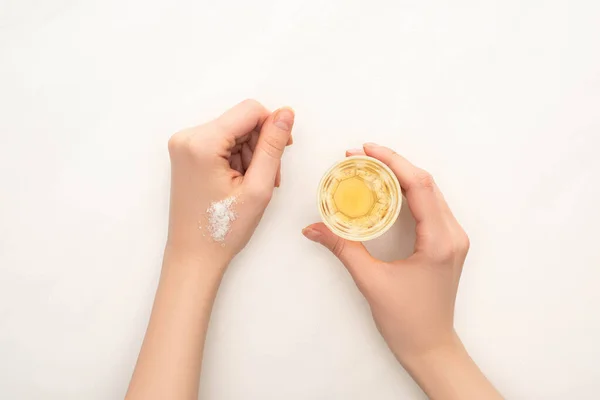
top-left (126, 248), bottom-right (226, 400)
top-left (402, 333), bottom-right (503, 400)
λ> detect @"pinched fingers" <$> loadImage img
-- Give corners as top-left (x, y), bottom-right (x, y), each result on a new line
top-left (362, 143), bottom-right (469, 263)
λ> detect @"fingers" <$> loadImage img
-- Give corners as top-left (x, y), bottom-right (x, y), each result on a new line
top-left (226, 110), bottom-right (291, 190)
top-left (275, 167), bottom-right (281, 188)
top-left (362, 143), bottom-right (470, 263)
top-left (346, 148), bottom-right (365, 157)
top-left (242, 124), bottom-right (287, 189)
top-left (244, 107), bottom-right (295, 194)
top-left (362, 143), bottom-right (444, 226)
top-left (230, 153), bottom-right (243, 174)
top-left (302, 223), bottom-right (375, 286)
top-left (214, 99), bottom-right (270, 140)
top-left (241, 142), bottom-right (253, 171)
top-left (248, 131), bottom-right (259, 151)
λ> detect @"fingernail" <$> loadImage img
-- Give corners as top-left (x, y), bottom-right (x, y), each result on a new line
top-left (364, 142), bottom-right (379, 148)
top-left (287, 135), bottom-right (294, 146)
top-left (302, 227), bottom-right (322, 242)
top-left (273, 108), bottom-right (295, 131)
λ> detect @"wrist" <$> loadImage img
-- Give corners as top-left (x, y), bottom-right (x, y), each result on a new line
top-left (400, 333), bottom-right (501, 400)
top-left (164, 241), bottom-right (230, 270)
top-left (401, 331), bottom-right (465, 375)
top-left (162, 242), bottom-right (230, 284)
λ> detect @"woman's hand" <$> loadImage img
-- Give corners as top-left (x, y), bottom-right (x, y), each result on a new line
top-left (127, 100), bottom-right (294, 400)
top-left (303, 143), bottom-right (501, 399)
top-left (304, 143), bottom-right (468, 360)
top-left (166, 99), bottom-right (295, 267)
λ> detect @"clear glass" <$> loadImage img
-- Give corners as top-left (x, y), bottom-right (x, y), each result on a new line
top-left (318, 156), bottom-right (402, 241)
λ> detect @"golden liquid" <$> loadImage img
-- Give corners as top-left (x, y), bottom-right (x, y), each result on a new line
top-left (333, 177), bottom-right (375, 218)
top-left (326, 164), bottom-right (392, 228)
top-left (319, 156), bottom-right (401, 241)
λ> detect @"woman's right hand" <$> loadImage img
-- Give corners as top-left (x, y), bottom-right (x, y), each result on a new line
top-left (303, 143), bottom-right (502, 399)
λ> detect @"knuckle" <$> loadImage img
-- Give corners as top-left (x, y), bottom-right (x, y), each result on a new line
top-left (331, 237), bottom-right (346, 258)
top-left (458, 231), bottom-right (470, 253)
top-left (387, 150), bottom-right (400, 163)
top-left (168, 127), bottom-right (216, 160)
top-left (167, 131), bottom-right (189, 154)
top-left (432, 230), bottom-right (470, 263)
top-left (247, 184), bottom-right (273, 205)
top-left (259, 135), bottom-right (285, 159)
top-left (240, 98), bottom-right (262, 109)
top-left (413, 169), bottom-right (435, 189)
top-left (434, 241), bottom-right (457, 263)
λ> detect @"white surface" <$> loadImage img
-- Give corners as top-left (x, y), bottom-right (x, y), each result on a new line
top-left (1, 0), bottom-right (599, 398)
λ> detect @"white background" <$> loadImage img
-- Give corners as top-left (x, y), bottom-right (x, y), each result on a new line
top-left (1, 0), bottom-right (599, 399)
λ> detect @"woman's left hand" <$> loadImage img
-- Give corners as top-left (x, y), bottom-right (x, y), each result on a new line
top-left (165, 99), bottom-right (295, 268)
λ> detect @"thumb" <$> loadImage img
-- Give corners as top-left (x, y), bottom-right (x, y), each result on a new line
top-left (302, 222), bottom-right (375, 285)
top-left (245, 107), bottom-right (294, 193)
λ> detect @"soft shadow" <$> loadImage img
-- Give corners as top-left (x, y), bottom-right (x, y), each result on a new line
top-left (365, 198), bottom-right (416, 262)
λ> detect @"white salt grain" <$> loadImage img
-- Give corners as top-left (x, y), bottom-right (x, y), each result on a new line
top-left (206, 196), bottom-right (237, 242)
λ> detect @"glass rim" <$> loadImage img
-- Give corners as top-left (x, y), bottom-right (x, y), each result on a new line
top-left (317, 155), bottom-right (402, 242)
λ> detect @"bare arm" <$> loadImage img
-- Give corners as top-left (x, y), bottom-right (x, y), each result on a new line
top-left (403, 336), bottom-right (501, 400)
top-left (126, 252), bottom-right (225, 399)
top-left (126, 100), bottom-right (295, 400)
